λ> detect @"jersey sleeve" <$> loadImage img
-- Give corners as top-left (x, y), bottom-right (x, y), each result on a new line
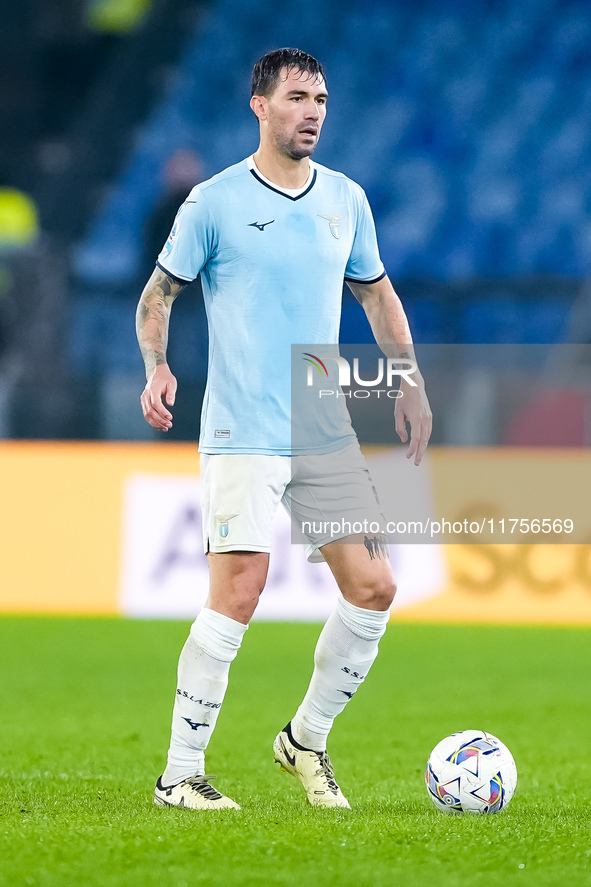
top-left (344, 191), bottom-right (386, 284)
top-left (156, 187), bottom-right (215, 283)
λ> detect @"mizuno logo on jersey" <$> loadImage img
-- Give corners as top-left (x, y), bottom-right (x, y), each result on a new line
top-left (317, 213), bottom-right (347, 239)
top-left (248, 220), bottom-right (275, 231)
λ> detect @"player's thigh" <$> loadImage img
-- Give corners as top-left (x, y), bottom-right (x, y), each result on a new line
top-left (286, 442), bottom-right (385, 563)
top-left (321, 537), bottom-right (396, 611)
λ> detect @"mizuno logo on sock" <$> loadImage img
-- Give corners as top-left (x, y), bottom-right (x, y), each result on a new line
top-left (183, 718), bottom-right (208, 731)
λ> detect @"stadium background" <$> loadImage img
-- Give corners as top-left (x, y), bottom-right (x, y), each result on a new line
top-left (1, 0), bottom-right (590, 624)
top-left (1, 5), bottom-right (590, 887)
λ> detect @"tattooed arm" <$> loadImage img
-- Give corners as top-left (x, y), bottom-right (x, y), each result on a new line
top-left (136, 267), bottom-right (187, 431)
top-left (347, 275), bottom-right (432, 465)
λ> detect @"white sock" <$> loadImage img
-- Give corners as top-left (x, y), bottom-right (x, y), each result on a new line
top-left (290, 596), bottom-right (389, 752)
top-left (162, 608), bottom-right (248, 786)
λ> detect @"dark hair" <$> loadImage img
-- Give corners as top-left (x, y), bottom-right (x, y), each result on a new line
top-left (251, 48), bottom-right (326, 98)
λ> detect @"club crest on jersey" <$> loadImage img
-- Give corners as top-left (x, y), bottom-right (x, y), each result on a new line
top-left (318, 213), bottom-right (347, 239)
top-left (216, 514), bottom-right (238, 538)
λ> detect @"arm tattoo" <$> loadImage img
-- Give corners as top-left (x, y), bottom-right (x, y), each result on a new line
top-left (135, 269), bottom-right (186, 376)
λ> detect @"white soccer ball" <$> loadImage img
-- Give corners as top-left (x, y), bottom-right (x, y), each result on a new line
top-left (425, 730), bottom-right (517, 814)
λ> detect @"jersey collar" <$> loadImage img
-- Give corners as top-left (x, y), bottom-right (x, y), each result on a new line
top-left (247, 156), bottom-right (317, 201)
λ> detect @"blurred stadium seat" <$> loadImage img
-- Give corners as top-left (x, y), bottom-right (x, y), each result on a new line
top-left (76, 0), bottom-right (591, 285)
top-left (3, 0), bottom-right (591, 438)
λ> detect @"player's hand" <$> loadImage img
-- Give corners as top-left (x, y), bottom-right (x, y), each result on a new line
top-left (394, 376), bottom-right (432, 466)
top-left (141, 364), bottom-right (177, 431)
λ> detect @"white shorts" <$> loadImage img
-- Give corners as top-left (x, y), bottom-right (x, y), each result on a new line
top-left (200, 442), bottom-right (386, 563)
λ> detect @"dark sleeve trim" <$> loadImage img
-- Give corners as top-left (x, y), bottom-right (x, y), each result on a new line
top-left (156, 261), bottom-right (194, 285)
top-left (344, 270), bottom-right (387, 285)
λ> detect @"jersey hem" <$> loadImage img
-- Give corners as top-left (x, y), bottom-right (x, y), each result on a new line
top-left (199, 437), bottom-right (356, 456)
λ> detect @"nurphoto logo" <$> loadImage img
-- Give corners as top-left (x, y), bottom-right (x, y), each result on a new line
top-left (303, 352), bottom-right (417, 399)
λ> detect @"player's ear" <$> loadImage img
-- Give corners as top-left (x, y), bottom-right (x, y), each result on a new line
top-left (250, 94), bottom-right (267, 122)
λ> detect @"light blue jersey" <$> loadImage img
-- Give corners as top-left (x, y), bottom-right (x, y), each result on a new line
top-left (158, 157), bottom-right (385, 455)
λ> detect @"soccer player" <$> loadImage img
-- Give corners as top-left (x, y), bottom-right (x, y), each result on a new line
top-left (136, 48), bottom-right (432, 810)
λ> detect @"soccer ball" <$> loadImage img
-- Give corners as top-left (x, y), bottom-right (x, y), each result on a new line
top-left (425, 730), bottom-right (517, 814)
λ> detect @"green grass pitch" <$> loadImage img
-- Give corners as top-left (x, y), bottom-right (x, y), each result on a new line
top-left (0, 618), bottom-right (589, 887)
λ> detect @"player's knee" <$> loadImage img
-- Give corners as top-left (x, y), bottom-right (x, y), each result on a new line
top-left (208, 552), bottom-right (268, 621)
top-left (234, 582), bottom-right (263, 609)
top-left (370, 576), bottom-right (397, 610)
top-left (226, 565), bottom-right (267, 616)
top-left (354, 575), bottom-right (397, 611)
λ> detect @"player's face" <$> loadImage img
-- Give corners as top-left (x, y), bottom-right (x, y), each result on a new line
top-left (263, 67), bottom-right (328, 160)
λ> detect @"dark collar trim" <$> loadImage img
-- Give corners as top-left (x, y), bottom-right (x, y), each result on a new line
top-left (249, 167), bottom-right (317, 201)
